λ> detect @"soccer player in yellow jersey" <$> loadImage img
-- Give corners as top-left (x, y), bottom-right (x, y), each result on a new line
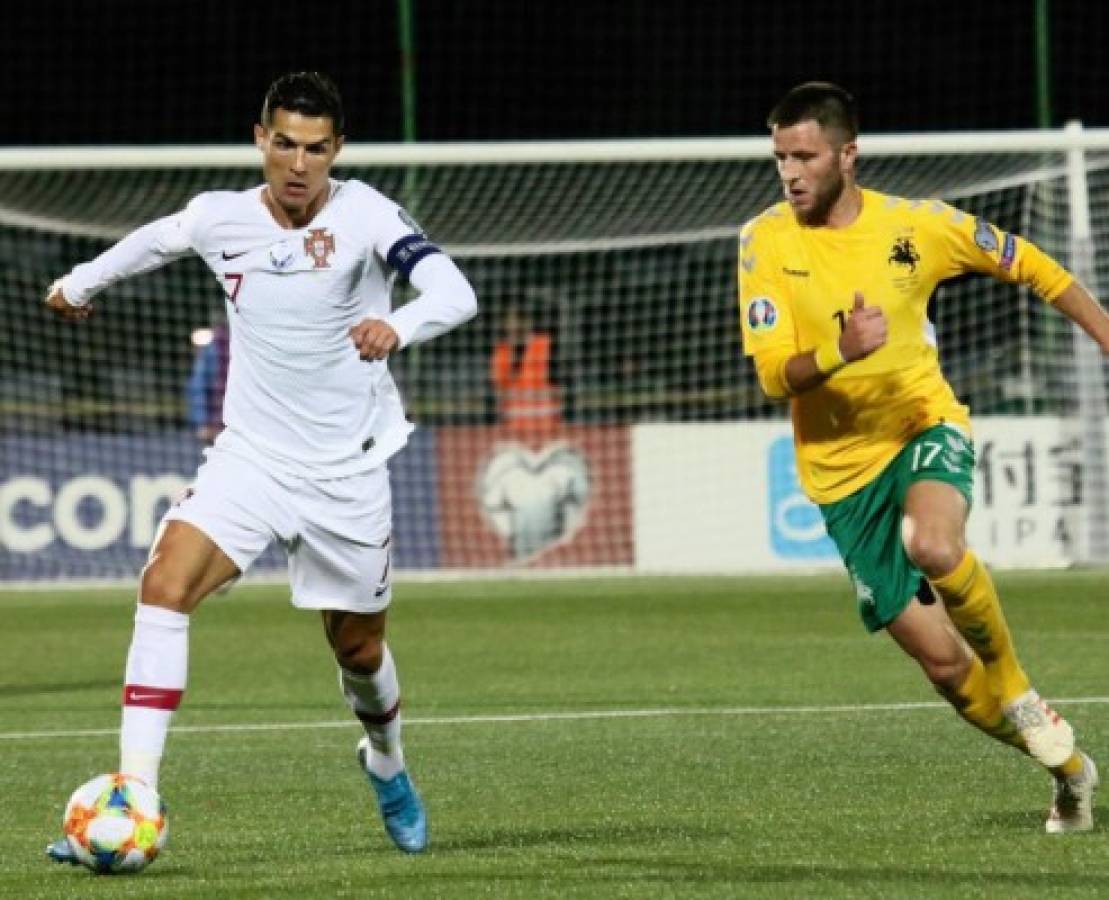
top-left (740, 82), bottom-right (1109, 833)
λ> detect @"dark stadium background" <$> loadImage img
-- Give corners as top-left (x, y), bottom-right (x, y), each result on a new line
top-left (2, 0), bottom-right (1106, 455)
top-left (7, 0), bottom-right (1108, 145)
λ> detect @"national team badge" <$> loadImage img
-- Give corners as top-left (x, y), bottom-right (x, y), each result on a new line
top-left (303, 228), bottom-right (336, 269)
top-left (746, 296), bottom-right (778, 332)
top-left (888, 235), bottom-right (920, 273)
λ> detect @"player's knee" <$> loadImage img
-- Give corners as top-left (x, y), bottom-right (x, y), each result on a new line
top-left (139, 559), bottom-right (195, 612)
top-left (920, 650), bottom-right (971, 691)
top-left (333, 633), bottom-right (384, 674)
top-left (905, 532), bottom-right (964, 578)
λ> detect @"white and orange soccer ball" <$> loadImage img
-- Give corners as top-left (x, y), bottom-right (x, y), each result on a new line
top-left (61, 773), bottom-right (168, 873)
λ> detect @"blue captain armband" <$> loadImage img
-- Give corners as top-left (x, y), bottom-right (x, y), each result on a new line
top-left (386, 233), bottom-right (441, 279)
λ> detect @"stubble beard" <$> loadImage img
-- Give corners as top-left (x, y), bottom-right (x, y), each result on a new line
top-left (797, 172), bottom-right (846, 227)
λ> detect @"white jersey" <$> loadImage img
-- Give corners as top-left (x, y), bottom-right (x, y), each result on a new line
top-left (62, 179), bottom-right (477, 478)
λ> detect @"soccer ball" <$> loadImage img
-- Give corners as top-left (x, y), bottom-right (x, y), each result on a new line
top-left (61, 773), bottom-right (168, 873)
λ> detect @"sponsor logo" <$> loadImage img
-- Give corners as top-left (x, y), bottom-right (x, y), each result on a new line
top-left (767, 436), bottom-right (838, 560)
top-left (782, 267), bottom-right (810, 277)
top-left (477, 442), bottom-right (590, 561)
top-left (745, 296), bottom-right (778, 332)
top-left (974, 218), bottom-right (999, 252)
top-left (221, 249), bottom-right (248, 261)
top-left (303, 228), bottom-right (336, 269)
top-left (374, 552), bottom-right (391, 598)
top-left (123, 686), bottom-right (183, 709)
top-left (1, 473), bottom-right (188, 553)
top-left (849, 565), bottom-right (876, 607)
top-left (888, 235), bottom-right (920, 273)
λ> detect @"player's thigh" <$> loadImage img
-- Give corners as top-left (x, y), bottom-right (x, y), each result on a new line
top-left (821, 470), bottom-right (920, 633)
top-left (288, 467), bottom-right (393, 613)
top-left (902, 479), bottom-right (966, 564)
top-left (159, 446), bottom-right (292, 600)
top-left (142, 519), bottom-right (240, 612)
top-left (898, 424), bottom-right (975, 571)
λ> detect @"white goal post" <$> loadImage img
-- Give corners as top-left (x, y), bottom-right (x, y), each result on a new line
top-left (1, 126), bottom-right (1108, 583)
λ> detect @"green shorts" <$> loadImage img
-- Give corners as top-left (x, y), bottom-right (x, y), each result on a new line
top-left (819, 424), bottom-right (975, 633)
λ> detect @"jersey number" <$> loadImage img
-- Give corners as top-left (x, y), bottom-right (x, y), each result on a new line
top-left (911, 442), bottom-right (943, 472)
top-left (223, 273), bottom-right (244, 307)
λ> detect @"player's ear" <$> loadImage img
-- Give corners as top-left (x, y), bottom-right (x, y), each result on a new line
top-left (253, 123), bottom-right (266, 150)
top-left (839, 140), bottom-right (858, 174)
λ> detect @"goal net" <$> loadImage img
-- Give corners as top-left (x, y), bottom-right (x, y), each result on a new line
top-left (2, 132), bottom-right (1108, 582)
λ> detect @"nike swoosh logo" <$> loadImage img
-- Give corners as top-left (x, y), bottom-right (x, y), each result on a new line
top-left (221, 250), bottom-right (248, 260)
top-left (126, 692), bottom-right (163, 702)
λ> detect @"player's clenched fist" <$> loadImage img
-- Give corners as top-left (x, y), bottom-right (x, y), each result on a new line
top-left (839, 291), bottom-right (887, 362)
top-left (350, 318), bottom-right (399, 360)
top-left (44, 280), bottom-right (94, 321)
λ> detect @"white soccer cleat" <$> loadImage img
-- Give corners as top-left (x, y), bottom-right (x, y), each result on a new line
top-left (1046, 752), bottom-right (1098, 834)
top-left (1003, 690), bottom-right (1074, 768)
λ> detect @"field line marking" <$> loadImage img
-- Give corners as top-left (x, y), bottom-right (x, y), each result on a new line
top-left (3, 696), bottom-right (1108, 742)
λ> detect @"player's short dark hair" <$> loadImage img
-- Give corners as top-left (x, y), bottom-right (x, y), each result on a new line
top-left (767, 82), bottom-right (858, 143)
top-left (261, 72), bottom-right (345, 135)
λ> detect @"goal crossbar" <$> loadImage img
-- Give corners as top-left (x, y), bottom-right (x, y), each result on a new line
top-left (2, 126), bottom-right (1108, 170)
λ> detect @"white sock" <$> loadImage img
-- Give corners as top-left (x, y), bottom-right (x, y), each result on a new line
top-left (119, 603), bottom-right (189, 791)
top-left (340, 644), bottom-right (404, 780)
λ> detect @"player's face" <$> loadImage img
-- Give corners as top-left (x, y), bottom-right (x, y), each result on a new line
top-left (255, 108), bottom-right (344, 227)
top-left (771, 120), bottom-right (856, 227)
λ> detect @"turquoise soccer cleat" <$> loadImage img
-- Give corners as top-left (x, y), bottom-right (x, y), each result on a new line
top-left (45, 838), bottom-right (80, 865)
top-left (357, 737), bottom-right (428, 853)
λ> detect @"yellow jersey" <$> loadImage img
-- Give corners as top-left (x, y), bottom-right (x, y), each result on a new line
top-left (739, 188), bottom-right (1073, 504)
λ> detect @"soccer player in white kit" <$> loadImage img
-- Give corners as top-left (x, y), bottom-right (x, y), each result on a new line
top-left (44, 72), bottom-right (476, 858)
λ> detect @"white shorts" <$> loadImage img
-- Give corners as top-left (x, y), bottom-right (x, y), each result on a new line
top-left (163, 446), bottom-right (393, 613)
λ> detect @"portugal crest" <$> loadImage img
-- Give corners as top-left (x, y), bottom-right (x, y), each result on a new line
top-left (303, 228), bottom-right (336, 269)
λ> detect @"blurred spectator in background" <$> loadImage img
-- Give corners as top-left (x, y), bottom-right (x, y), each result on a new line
top-left (490, 300), bottom-right (561, 436)
top-left (185, 313), bottom-right (229, 445)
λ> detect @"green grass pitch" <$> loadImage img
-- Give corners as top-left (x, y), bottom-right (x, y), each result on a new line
top-left (1, 573), bottom-right (1107, 898)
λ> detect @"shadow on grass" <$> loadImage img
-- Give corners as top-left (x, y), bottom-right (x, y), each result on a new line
top-left (385, 856), bottom-right (1109, 890)
top-left (0, 679), bottom-right (120, 698)
top-left (434, 821), bottom-right (729, 852)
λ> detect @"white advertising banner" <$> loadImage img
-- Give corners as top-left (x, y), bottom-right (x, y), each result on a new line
top-left (632, 417), bottom-right (1088, 573)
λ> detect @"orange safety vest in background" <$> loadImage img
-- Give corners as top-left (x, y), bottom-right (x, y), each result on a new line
top-left (490, 333), bottom-right (561, 431)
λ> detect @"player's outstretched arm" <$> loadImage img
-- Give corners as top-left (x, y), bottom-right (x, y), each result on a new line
top-left (44, 281), bottom-right (94, 322)
top-left (782, 291), bottom-right (887, 394)
top-left (45, 210), bottom-right (197, 320)
top-left (1051, 280), bottom-right (1109, 353)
